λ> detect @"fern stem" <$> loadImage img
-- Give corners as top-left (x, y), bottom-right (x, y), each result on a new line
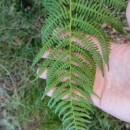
top-left (69, 0), bottom-right (77, 128)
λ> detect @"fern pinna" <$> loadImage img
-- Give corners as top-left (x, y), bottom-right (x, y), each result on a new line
top-left (33, 0), bottom-right (126, 129)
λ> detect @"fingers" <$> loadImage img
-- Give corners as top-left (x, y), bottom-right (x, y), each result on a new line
top-left (46, 86), bottom-right (87, 100)
top-left (37, 67), bottom-right (84, 99)
top-left (38, 68), bottom-right (48, 79)
top-left (37, 67), bottom-right (89, 100)
top-left (36, 34), bottom-right (104, 105)
top-left (126, 1), bottom-right (130, 27)
top-left (47, 87), bottom-right (57, 97)
top-left (42, 48), bottom-right (52, 58)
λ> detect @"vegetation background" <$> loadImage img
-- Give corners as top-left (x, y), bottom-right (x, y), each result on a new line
top-left (0, 0), bottom-right (130, 130)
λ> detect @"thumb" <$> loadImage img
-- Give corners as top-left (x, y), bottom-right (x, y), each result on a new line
top-left (126, 1), bottom-right (130, 27)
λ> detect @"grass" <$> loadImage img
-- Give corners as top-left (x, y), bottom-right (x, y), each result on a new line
top-left (0, 0), bottom-right (130, 130)
top-left (0, 0), bottom-right (63, 129)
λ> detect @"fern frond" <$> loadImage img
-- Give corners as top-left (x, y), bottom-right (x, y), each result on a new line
top-left (34, 0), bottom-right (126, 129)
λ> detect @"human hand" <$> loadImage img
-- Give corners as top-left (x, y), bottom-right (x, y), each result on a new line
top-left (38, 39), bottom-right (130, 123)
top-left (38, 1), bottom-right (130, 123)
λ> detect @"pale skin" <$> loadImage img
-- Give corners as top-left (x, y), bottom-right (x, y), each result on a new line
top-left (38, 2), bottom-right (130, 123)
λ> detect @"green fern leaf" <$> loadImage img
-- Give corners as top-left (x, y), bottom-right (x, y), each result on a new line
top-left (33, 0), bottom-right (126, 129)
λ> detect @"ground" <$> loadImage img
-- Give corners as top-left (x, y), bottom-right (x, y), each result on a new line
top-left (0, 0), bottom-right (130, 130)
